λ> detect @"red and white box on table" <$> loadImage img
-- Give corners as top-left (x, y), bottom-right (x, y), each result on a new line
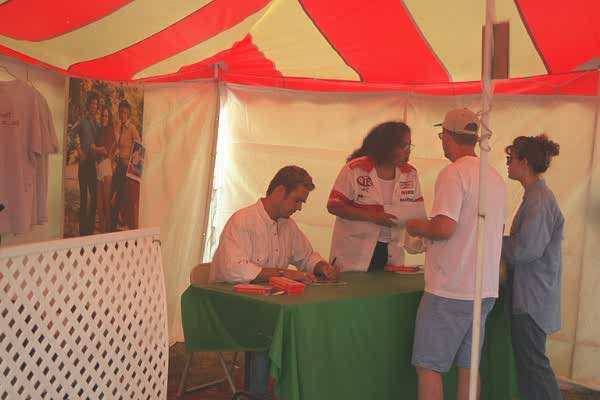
top-left (233, 284), bottom-right (273, 295)
top-left (384, 265), bottom-right (421, 273)
top-left (269, 276), bottom-right (306, 295)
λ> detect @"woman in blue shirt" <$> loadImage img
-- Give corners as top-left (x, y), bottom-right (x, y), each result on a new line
top-left (502, 134), bottom-right (563, 400)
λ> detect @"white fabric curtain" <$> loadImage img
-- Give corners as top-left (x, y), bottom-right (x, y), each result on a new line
top-left (574, 83), bottom-right (600, 390)
top-left (141, 81), bottom-right (219, 343)
top-left (208, 83), bottom-right (600, 387)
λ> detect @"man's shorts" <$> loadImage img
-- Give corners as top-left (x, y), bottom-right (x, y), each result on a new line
top-left (412, 292), bottom-right (496, 373)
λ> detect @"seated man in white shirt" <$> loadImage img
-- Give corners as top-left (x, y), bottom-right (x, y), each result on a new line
top-left (210, 165), bottom-right (337, 284)
top-left (210, 165), bottom-right (337, 399)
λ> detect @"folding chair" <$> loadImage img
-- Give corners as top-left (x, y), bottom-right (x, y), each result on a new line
top-left (177, 262), bottom-right (239, 398)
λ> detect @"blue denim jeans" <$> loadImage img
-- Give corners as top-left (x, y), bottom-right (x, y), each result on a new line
top-left (244, 351), bottom-right (270, 399)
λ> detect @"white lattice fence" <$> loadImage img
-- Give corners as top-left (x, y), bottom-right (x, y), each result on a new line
top-left (0, 228), bottom-right (168, 400)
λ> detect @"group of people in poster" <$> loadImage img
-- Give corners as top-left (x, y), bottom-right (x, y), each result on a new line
top-left (75, 91), bottom-right (142, 236)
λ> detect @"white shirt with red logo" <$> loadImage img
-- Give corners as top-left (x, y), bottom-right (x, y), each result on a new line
top-left (328, 156), bottom-right (426, 271)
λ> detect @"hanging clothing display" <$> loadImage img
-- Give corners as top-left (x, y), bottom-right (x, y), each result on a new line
top-left (0, 79), bottom-right (59, 235)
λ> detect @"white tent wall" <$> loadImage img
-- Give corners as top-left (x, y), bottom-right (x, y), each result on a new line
top-left (574, 86), bottom-right (600, 390)
top-left (207, 83), bottom-right (600, 386)
top-left (0, 55), bottom-right (219, 344)
top-left (140, 81), bottom-right (219, 343)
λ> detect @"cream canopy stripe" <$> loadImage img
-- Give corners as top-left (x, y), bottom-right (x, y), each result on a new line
top-left (404, 0), bottom-right (546, 82)
top-left (250, 0), bottom-right (360, 81)
top-left (134, 7), bottom-right (269, 79)
top-left (0, 0), bottom-right (212, 70)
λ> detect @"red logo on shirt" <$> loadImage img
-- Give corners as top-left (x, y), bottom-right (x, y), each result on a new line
top-left (357, 176), bottom-right (373, 187)
top-left (398, 180), bottom-right (414, 189)
top-left (0, 112), bottom-right (19, 128)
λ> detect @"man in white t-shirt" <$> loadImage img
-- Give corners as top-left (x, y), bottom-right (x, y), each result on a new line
top-left (406, 108), bottom-right (506, 400)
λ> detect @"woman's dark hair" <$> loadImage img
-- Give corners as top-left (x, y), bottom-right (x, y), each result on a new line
top-left (347, 121), bottom-right (411, 163)
top-left (506, 134), bottom-right (560, 174)
top-left (101, 106), bottom-right (113, 129)
top-left (118, 99), bottom-right (132, 112)
top-left (86, 92), bottom-right (99, 109)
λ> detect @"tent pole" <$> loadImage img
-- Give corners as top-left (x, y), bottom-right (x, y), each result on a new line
top-left (469, 0), bottom-right (495, 399)
top-left (198, 64), bottom-right (223, 261)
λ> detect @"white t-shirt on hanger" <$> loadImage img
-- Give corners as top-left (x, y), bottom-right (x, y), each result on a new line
top-left (0, 80), bottom-right (53, 234)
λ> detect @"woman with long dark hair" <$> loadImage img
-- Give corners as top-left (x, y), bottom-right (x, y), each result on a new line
top-left (502, 134), bottom-right (563, 400)
top-left (93, 107), bottom-right (116, 232)
top-left (327, 121), bottom-right (426, 272)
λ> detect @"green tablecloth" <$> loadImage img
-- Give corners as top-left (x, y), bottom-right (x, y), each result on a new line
top-left (181, 272), bottom-right (521, 400)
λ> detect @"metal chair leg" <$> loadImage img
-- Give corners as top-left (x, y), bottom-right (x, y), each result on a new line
top-left (178, 351), bottom-right (236, 398)
top-left (177, 352), bottom-right (194, 399)
top-left (232, 351), bottom-right (240, 369)
top-left (218, 352), bottom-right (237, 394)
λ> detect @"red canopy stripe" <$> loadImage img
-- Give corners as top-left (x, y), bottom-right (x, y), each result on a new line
top-left (220, 70), bottom-right (598, 96)
top-left (299, 0), bottom-right (450, 83)
top-left (68, 0), bottom-right (270, 81)
top-left (0, 0), bottom-right (132, 41)
top-left (176, 35), bottom-right (281, 80)
top-left (515, 0), bottom-right (600, 74)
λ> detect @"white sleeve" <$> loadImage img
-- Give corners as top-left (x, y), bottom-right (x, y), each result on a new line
top-left (38, 94), bottom-right (59, 154)
top-left (289, 221), bottom-right (324, 272)
top-left (211, 216), bottom-right (262, 283)
top-left (430, 166), bottom-right (462, 222)
top-left (28, 92), bottom-right (43, 161)
top-left (327, 165), bottom-right (355, 206)
top-left (413, 173), bottom-right (427, 218)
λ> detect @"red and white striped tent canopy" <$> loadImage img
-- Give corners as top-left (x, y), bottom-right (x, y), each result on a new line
top-left (2, 1), bottom-right (600, 391)
top-left (1, 0), bottom-right (598, 94)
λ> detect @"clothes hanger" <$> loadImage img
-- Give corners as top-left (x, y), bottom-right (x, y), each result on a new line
top-left (0, 64), bottom-right (18, 81)
top-left (26, 66), bottom-right (39, 90)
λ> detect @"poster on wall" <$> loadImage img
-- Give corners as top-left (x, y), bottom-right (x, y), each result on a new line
top-left (126, 141), bottom-right (145, 183)
top-left (63, 78), bottom-right (144, 237)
